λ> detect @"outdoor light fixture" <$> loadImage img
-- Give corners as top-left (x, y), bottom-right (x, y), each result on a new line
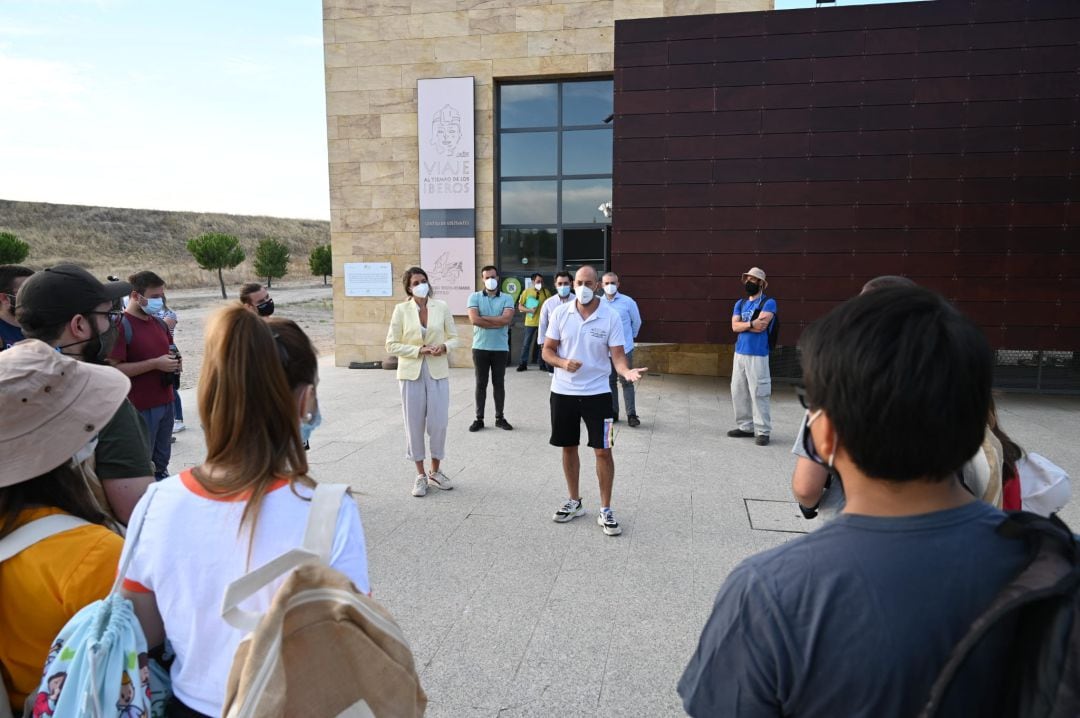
top-left (603, 113), bottom-right (614, 124)
top-left (599, 202), bottom-right (612, 219)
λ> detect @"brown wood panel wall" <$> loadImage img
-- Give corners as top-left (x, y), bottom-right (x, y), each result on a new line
top-left (612, 0), bottom-right (1080, 351)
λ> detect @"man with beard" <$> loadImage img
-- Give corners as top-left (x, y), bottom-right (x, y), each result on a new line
top-left (16, 264), bottom-right (154, 524)
top-left (0, 265), bottom-right (34, 350)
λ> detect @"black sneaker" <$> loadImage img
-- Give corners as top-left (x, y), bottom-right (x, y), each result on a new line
top-left (755, 434), bottom-right (770, 446)
top-left (628, 415), bottom-right (641, 427)
top-left (798, 503), bottom-right (819, 520)
top-left (469, 419), bottom-right (484, 432)
top-left (516, 364), bottom-right (527, 372)
top-left (612, 416), bottom-right (619, 423)
top-left (495, 417), bottom-right (513, 430)
top-left (727, 428), bottom-right (755, 438)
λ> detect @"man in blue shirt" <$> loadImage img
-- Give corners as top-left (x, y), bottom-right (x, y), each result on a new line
top-left (466, 265), bottom-right (515, 431)
top-left (601, 272), bottom-right (643, 427)
top-left (680, 286), bottom-right (1030, 718)
top-left (0, 265), bottom-right (33, 351)
top-left (728, 267), bottom-right (776, 446)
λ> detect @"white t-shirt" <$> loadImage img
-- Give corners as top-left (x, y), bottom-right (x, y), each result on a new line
top-left (122, 470), bottom-right (370, 716)
top-left (546, 299), bottom-right (626, 396)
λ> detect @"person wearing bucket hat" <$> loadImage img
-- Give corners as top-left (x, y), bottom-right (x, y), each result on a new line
top-left (0, 341), bottom-right (129, 710)
top-left (728, 267), bottom-right (776, 446)
top-left (17, 264), bottom-right (155, 525)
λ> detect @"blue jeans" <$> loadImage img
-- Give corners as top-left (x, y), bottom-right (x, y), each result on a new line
top-left (139, 401), bottom-right (175, 480)
top-left (609, 349), bottom-right (637, 418)
top-left (518, 325), bottom-right (546, 369)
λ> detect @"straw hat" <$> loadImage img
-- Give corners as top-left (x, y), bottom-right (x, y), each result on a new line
top-left (742, 267), bottom-right (768, 289)
top-left (0, 339), bottom-right (130, 487)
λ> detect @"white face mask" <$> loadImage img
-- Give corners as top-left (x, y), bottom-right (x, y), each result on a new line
top-left (412, 282), bottom-right (430, 298)
top-left (71, 435), bottom-right (99, 466)
top-left (577, 285), bottom-right (594, 304)
top-left (484, 277), bottom-right (498, 291)
top-left (603, 284), bottom-right (617, 296)
top-left (534, 283), bottom-right (543, 291)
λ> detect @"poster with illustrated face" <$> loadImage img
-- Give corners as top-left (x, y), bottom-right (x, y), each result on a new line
top-left (418, 77), bottom-right (476, 315)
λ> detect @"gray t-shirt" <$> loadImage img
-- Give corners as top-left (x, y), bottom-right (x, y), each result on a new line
top-left (679, 501), bottom-right (1028, 718)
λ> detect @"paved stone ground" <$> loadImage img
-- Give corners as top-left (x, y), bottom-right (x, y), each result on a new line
top-left (170, 362), bottom-right (1080, 716)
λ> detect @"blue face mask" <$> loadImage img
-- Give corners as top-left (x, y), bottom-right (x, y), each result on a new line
top-left (300, 407), bottom-right (322, 444)
top-left (557, 285), bottom-right (571, 298)
top-left (144, 297), bottom-right (164, 313)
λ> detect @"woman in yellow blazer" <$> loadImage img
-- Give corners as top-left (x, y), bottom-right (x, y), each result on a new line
top-left (386, 266), bottom-right (459, 498)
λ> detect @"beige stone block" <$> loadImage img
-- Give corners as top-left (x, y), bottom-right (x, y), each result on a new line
top-left (324, 43), bottom-right (350, 68)
top-left (716, 0), bottom-right (771, 11)
top-left (358, 161), bottom-right (404, 185)
top-left (664, 0), bottom-right (717, 14)
top-left (334, 17), bottom-right (383, 43)
top-left (328, 139), bottom-right (351, 164)
top-left (468, 7), bottom-right (517, 34)
top-left (330, 161), bottom-right (365, 186)
top-left (475, 182), bottom-right (494, 207)
top-left (432, 35), bottom-right (483, 62)
top-left (338, 114), bottom-right (382, 139)
top-left (371, 184), bottom-right (418, 209)
top-left (348, 39), bottom-right (435, 67)
top-left (326, 91), bottom-right (371, 116)
top-left (410, 0), bottom-right (471, 12)
top-left (369, 87), bottom-right (416, 114)
top-left (587, 52), bottom-right (614, 72)
top-left (527, 31), bottom-right (576, 57)
top-left (421, 10), bottom-right (471, 37)
top-left (475, 210), bottom-right (494, 232)
top-left (538, 54), bottom-right (590, 73)
top-left (394, 231), bottom-right (420, 255)
top-left (390, 137), bottom-right (419, 162)
top-left (326, 67), bottom-right (359, 92)
top-left (491, 56), bottom-right (543, 77)
top-left (563, 1), bottom-right (614, 29)
top-left (343, 0), bottom-right (411, 18)
top-left (323, 19), bottom-right (336, 44)
top-left (613, 0), bottom-right (665, 19)
top-left (475, 133), bottom-right (493, 159)
top-left (330, 184), bottom-right (375, 210)
top-left (516, 5), bottom-right (564, 31)
top-left (381, 113), bottom-right (417, 138)
top-left (343, 298), bottom-right (391, 324)
top-left (480, 32), bottom-right (528, 58)
top-left (326, 116), bottom-right (339, 140)
top-left (475, 158), bottom-right (494, 184)
top-left (667, 351), bottom-right (720, 377)
top-left (355, 65), bottom-right (402, 91)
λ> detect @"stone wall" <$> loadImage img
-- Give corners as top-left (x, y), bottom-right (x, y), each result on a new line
top-left (324, 0), bottom-right (771, 368)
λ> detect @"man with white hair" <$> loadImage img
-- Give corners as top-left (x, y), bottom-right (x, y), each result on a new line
top-left (727, 267), bottom-right (776, 446)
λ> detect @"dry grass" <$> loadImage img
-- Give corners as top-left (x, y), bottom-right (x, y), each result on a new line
top-left (0, 199), bottom-right (330, 289)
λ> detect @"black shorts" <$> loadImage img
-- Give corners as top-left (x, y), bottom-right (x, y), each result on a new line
top-left (549, 392), bottom-right (615, 449)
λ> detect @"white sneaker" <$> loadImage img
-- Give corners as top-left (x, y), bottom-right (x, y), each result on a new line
top-left (598, 509), bottom-right (622, 536)
top-left (427, 470), bottom-right (453, 490)
top-left (411, 474), bottom-right (428, 497)
top-left (172, 420), bottom-right (186, 434)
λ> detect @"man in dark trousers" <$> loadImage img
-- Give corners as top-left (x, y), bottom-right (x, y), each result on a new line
top-left (467, 265), bottom-right (515, 431)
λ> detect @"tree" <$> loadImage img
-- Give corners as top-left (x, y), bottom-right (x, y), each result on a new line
top-left (187, 233), bottom-right (245, 299)
top-left (309, 244), bottom-right (332, 285)
top-left (254, 238), bottom-right (290, 289)
top-left (0, 232), bottom-right (29, 264)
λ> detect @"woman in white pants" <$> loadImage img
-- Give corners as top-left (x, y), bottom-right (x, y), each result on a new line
top-left (386, 267), bottom-right (459, 497)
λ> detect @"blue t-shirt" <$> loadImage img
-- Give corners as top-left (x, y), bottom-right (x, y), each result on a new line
top-left (679, 501), bottom-right (1028, 718)
top-left (733, 296), bottom-right (776, 356)
top-left (0, 318), bottom-right (23, 351)
top-left (467, 290), bottom-right (515, 351)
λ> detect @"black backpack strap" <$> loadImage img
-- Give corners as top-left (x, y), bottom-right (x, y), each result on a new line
top-left (920, 513), bottom-right (1080, 717)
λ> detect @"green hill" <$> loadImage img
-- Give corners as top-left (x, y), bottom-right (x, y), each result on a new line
top-left (0, 199), bottom-right (330, 289)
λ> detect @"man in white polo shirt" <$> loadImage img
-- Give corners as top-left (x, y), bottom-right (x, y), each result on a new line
top-left (542, 265), bottom-right (647, 536)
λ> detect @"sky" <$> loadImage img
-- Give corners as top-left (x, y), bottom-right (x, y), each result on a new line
top-left (0, 1), bottom-right (331, 219)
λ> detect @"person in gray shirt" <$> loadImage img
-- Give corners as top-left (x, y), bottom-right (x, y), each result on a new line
top-left (679, 286), bottom-right (1030, 718)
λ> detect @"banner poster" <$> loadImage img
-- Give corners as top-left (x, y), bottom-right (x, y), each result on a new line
top-left (418, 76), bottom-right (475, 314)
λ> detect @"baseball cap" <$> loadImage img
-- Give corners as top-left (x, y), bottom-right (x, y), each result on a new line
top-left (16, 264), bottom-right (132, 331)
top-left (0, 339), bottom-right (130, 487)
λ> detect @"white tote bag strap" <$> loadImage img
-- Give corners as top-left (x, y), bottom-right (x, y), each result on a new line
top-left (221, 483), bottom-right (350, 632)
top-left (0, 514), bottom-right (90, 563)
top-left (109, 481), bottom-right (159, 595)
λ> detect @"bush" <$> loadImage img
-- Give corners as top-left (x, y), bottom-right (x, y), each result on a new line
top-left (254, 238), bottom-right (290, 288)
top-left (309, 244), bottom-right (332, 285)
top-left (187, 233), bottom-right (245, 298)
top-left (0, 232), bottom-right (30, 264)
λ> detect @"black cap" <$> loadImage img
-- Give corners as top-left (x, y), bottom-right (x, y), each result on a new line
top-left (16, 264), bottom-right (132, 330)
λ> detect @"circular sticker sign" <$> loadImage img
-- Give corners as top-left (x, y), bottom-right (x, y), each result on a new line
top-left (501, 277), bottom-right (522, 297)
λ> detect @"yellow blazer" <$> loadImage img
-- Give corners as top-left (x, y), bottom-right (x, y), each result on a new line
top-left (385, 298), bottom-right (459, 381)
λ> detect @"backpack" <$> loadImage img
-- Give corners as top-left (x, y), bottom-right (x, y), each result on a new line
top-left (220, 484), bottom-right (426, 718)
top-left (119, 314), bottom-right (171, 348)
top-left (921, 512), bottom-right (1080, 717)
top-left (22, 484), bottom-right (172, 718)
top-left (737, 295), bottom-right (780, 350)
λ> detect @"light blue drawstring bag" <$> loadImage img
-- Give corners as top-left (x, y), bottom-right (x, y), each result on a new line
top-left (28, 484), bottom-right (170, 718)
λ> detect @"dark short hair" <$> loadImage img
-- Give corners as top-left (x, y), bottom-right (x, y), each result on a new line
top-left (554, 271), bottom-right (572, 282)
top-left (265, 317), bottom-right (318, 391)
top-left (239, 282), bottom-right (263, 306)
top-left (128, 271), bottom-right (165, 295)
top-left (481, 265), bottom-right (498, 275)
top-left (799, 286), bottom-right (991, 482)
top-left (530, 272), bottom-right (543, 282)
top-left (401, 267), bottom-right (431, 297)
top-left (861, 275), bottom-right (916, 294)
top-left (0, 265), bottom-right (33, 295)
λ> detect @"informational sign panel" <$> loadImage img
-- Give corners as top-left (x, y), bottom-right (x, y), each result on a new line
top-left (418, 76), bottom-right (475, 314)
top-left (343, 262), bottom-right (393, 297)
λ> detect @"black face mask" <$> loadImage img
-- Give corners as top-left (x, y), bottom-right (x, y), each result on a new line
top-left (57, 315), bottom-right (118, 364)
top-left (256, 298), bottom-right (275, 317)
top-left (745, 281), bottom-right (761, 295)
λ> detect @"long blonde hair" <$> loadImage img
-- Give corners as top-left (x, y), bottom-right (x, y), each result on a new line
top-left (195, 305), bottom-right (313, 539)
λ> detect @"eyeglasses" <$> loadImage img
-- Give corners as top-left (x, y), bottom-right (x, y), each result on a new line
top-left (88, 310), bottom-right (124, 325)
top-left (795, 384), bottom-right (809, 410)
